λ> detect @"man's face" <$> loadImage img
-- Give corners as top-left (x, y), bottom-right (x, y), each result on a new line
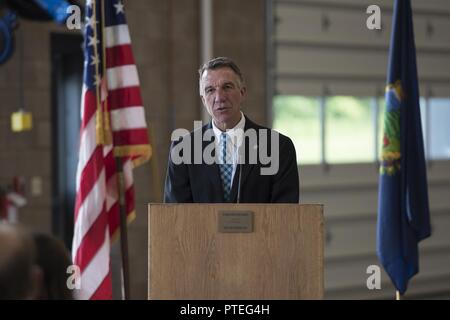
top-left (200, 67), bottom-right (246, 130)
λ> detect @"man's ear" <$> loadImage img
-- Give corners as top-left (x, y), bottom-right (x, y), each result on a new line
top-left (200, 95), bottom-right (206, 107)
top-left (240, 86), bottom-right (247, 100)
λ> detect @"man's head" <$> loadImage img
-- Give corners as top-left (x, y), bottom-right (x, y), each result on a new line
top-left (0, 223), bottom-right (41, 299)
top-left (32, 232), bottom-right (73, 300)
top-left (198, 57), bottom-right (246, 131)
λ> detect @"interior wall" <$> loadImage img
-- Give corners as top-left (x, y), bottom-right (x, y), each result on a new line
top-left (0, 0), bottom-right (267, 299)
top-left (274, 0), bottom-right (450, 299)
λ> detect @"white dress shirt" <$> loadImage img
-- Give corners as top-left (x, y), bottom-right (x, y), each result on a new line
top-left (212, 111), bottom-right (245, 184)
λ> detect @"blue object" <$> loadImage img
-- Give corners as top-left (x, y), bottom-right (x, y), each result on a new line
top-left (0, 10), bottom-right (16, 65)
top-left (377, 0), bottom-right (431, 295)
top-left (32, 0), bottom-right (72, 24)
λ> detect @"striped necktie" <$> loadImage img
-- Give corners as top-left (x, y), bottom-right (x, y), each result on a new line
top-left (219, 132), bottom-right (233, 201)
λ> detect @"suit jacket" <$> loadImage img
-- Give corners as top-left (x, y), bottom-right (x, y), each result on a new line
top-left (164, 115), bottom-right (299, 203)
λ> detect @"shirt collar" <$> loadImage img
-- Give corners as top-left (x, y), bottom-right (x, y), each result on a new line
top-left (212, 111), bottom-right (245, 147)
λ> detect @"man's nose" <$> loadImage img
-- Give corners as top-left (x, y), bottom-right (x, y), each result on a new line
top-left (214, 88), bottom-right (226, 102)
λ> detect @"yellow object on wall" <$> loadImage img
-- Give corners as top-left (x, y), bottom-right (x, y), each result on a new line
top-left (11, 111), bottom-right (33, 132)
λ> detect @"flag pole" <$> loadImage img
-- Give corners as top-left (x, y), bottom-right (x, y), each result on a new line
top-left (92, 0), bottom-right (105, 145)
top-left (100, 0), bottom-right (130, 300)
top-left (115, 157), bottom-right (131, 300)
top-left (396, 290), bottom-right (401, 300)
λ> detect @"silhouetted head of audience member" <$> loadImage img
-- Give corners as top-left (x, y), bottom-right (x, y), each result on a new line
top-left (0, 223), bottom-right (41, 299)
top-left (32, 232), bottom-right (74, 300)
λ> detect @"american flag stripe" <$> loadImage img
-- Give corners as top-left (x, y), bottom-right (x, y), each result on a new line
top-left (107, 87), bottom-right (143, 110)
top-left (73, 0), bottom-right (151, 299)
top-left (113, 129), bottom-right (149, 146)
top-left (111, 107), bottom-right (147, 130)
top-left (105, 26), bottom-right (129, 47)
top-left (76, 119), bottom-right (100, 190)
top-left (106, 65), bottom-right (140, 90)
top-left (106, 45), bottom-right (135, 68)
top-left (102, 153), bottom-right (135, 239)
top-left (80, 86), bottom-right (88, 120)
top-left (105, 158), bottom-right (134, 210)
top-left (122, 157), bottom-right (134, 186)
top-left (90, 272), bottom-right (112, 300)
top-left (108, 191), bottom-right (135, 240)
top-left (74, 147), bottom-right (104, 221)
top-left (74, 171), bottom-right (105, 239)
top-left (74, 203), bottom-right (108, 271)
top-left (77, 229), bottom-right (111, 300)
top-left (80, 90), bottom-right (96, 131)
top-left (73, 169), bottom-right (106, 255)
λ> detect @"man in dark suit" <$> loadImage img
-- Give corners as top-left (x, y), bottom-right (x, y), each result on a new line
top-left (164, 57), bottom-right (299, 203)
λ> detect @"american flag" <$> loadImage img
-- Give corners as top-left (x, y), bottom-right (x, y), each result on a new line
top-left (72, 0), bottom-right (151, 299)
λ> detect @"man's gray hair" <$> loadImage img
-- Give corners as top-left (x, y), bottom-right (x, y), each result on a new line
top-left (198, 57), bottom-right (245, 94)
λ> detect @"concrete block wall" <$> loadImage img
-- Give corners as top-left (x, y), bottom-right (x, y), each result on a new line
top-left (0, 20), bottom-right (68, 235)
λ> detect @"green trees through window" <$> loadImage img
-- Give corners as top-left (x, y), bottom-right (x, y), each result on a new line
top-left (273, 95), bottom-right (450, 165)
top-left (273, 95), bottom-right (376, 164)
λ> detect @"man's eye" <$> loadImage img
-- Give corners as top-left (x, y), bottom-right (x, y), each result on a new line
top-left (206, 88), bottom-right (214, 94)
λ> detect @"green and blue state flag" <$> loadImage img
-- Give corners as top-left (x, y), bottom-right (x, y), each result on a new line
top-left (377, 0), bottom-right (431, 295)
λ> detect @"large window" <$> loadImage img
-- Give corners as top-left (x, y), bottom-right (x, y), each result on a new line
top-left (428, 98), bottom-right (450, 160)
top-left (325, 96), bottom-right (374, 164)
top-left (273, 96), bottom-right (321, 164)
top-left (273, 95), bottom-right (450, 165)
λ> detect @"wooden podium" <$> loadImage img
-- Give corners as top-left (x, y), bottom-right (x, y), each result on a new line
top-left (148, 203), bottom-right (324, 299)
